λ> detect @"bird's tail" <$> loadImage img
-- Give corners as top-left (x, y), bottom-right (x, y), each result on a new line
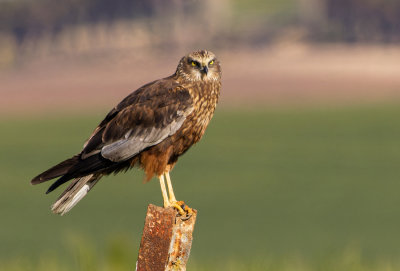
top-left (51, 174), bottom-right (100, 215)
top-left (31, 155), bottom-right (80, 185)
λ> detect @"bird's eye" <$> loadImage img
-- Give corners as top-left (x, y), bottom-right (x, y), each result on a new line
top-left (209, 60), bottom-right (214, 65)
top-left (191, 61), bottom-right (197, 67)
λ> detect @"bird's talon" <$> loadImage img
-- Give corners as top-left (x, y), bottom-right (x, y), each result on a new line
top-left (170, 201), bottom-right (186, 216)
top-left (183, 204), bottom-right (193, 214)
top-left (171, 201), bottom-right (192, 219)
top-left (181, 209), bottom-right (192, 221)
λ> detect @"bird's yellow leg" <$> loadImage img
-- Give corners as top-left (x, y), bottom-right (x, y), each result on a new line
top-left (164, 172), bottom-right (193, 217)
top-left (159, 175), bottom-right (170, 208)
top-left (165, 171), bottom-right (177, 203)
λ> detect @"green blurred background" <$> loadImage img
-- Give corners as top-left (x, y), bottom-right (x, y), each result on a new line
top-left (1, 0), bottom-right (400, 270)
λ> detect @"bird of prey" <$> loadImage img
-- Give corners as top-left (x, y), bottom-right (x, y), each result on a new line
top-left (31, 50), bottom-right (221, 216)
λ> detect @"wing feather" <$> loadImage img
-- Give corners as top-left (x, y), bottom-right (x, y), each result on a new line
top-left (101, 107), bottom-right (192, 162)
top-left (81, 79), bottom-right (193, 162)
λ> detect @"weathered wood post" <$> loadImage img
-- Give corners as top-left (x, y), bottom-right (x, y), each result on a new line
top-left (136, 204), bottom-right (197, 271)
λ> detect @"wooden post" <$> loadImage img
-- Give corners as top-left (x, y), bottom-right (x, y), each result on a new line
top-left (136, 204), bottom-right (197, 271)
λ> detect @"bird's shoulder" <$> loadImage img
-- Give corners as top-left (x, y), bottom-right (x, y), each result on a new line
top-left (101, 77), bottom-right (189, 124)
top-left (81, 76), bottom-right (193, 160)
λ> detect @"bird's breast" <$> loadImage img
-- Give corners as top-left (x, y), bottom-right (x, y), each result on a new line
top-left (178, 81), bottom-right (220, 145)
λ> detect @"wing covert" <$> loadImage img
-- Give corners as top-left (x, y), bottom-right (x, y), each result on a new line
top-left (101, 105), bottom-right (192, 162)
top-left (81, 81), bottom-right (193, 162)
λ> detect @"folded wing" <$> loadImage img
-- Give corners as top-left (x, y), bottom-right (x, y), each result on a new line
top-left (82, 83), bottom-right (194, 163)
top-left (31, 79), bottom-right (194, 194)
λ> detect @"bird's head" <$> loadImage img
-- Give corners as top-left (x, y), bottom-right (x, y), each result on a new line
top-left (176, 50), bottom-right (221, 82)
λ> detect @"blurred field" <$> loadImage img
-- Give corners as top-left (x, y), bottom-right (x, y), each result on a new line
top-left (2, 0), bottom-right (400, 270)
top-left (2, 105), bottom-right (400, 270)
top-left (2, 45), bottom-right (400, 115)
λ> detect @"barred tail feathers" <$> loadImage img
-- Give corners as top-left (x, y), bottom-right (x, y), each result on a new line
top-left (51, 174), bottom-right (100, 215)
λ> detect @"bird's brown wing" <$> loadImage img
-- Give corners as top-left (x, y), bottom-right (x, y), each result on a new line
top-left (81, 79), bottom-right (194, 163)
top-left (32, 78), bottom-right (193, 192)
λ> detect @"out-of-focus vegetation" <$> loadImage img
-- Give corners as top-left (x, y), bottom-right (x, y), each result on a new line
top-left (1, 0), bottom-right (400, 67)
top-left (323, 0), bottom-right (400, 42)
top-left (2, 105), bottom-right (400, 269)
top-left (2, 246), bottom-right (400, 271)
top-left (2, 0), bottom-right (400, 44)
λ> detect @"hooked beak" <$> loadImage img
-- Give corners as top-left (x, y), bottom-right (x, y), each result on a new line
top-left (201, 66), bottom-right (208, 75)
